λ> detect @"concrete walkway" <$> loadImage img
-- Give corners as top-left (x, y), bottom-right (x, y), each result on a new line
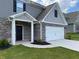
top-left (49, 39), bottom-right (79, 52)
top-left (16, 41), bottom-right (59, 48)
top-left (16, 39), bottom-right (79, 52)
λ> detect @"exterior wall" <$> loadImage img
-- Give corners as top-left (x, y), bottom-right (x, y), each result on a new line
top-left (0, 0), bottom-right (43, 18)
top-left (34, 23), bottom-right (41, 40)
top-left (43, 4), bottom-right (66, 25)
top-left (41, 23), bottom-right (64, 41)
top-left (0, 19), bottom-right (11, 40)
top-left (76, 15), bottom-right (79, 22)
top-left (75, 24), bottom-right (79, 32)
top-left (26, 4), bottom-right (43, 18)
top-left (65, 23), bottom-right (74, 33)
top-left (16, 21), bottom-right (31, 41)
top-left (0, 0), bottom-right (15, 18)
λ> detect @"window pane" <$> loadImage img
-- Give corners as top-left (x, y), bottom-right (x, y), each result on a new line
top-left (16, 0), bottom-right (23, 13)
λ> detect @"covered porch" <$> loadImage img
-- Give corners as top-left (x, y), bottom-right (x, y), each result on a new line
top-left (9, 12), bottom-right (37, 45)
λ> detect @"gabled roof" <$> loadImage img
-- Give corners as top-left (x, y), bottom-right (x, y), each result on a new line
top-left (9, 12), bottom-right (37, 21)
top-left (36, 3), bottom-right (56, 21)
top-left (64, 11), bottom-right (79, 24)
top-left (64, 11), bottom-right (79, 18)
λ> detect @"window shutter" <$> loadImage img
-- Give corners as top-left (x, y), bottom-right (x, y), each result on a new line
top-left (13, 0), bottom-right (16, 12)
top-left (23, 3), bottom-right (26, 11)
top-left (54, 10), bottom-right (58, 17)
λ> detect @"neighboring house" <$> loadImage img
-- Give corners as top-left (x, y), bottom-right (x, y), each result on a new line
top-left (64, 11), bottom-right (79, 33)
top-left (0, 0), bottom-right (67, 45)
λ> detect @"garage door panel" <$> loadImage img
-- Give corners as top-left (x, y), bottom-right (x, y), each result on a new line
top-left (46, 26), bottom-right (64, 42)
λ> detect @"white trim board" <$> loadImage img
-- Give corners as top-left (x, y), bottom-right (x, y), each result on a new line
top-left (14, 19), bottom-right (33, 22)
top-left (42, 21), bottom-right (67, 26)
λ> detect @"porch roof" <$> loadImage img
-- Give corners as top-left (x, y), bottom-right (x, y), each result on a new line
top-left (9, 12), bottom-right (37, 22)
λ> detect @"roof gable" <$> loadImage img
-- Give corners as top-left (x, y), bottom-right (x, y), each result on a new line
top-left (9, 12), bottom-right (37, 21)
top-left (41, 3), bottom-right (67, 25)
top-left (65, 11), bottom-right (79, 24)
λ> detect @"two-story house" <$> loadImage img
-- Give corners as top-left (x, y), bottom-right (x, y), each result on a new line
top-left (0, 0), bottom-right (67, 45)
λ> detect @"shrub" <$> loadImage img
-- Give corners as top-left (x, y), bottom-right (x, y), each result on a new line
top-left (0, 39), bottom-right (10, 48)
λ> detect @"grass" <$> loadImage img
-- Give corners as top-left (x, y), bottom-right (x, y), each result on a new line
top-left (0, 45), bottom-right (79, 59)
top-left (65, 32), bottom-right (79, 41)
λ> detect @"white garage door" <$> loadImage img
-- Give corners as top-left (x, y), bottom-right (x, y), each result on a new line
top-left (46, 26), bottom-right (64, 42)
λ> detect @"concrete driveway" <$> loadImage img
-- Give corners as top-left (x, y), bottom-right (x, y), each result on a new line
top-left (49, 39), bottom-right (79, 52)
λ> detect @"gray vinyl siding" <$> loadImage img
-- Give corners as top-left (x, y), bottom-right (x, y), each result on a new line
top-left (43, 4), bottom-right (66, 25)
top-left (0, 0), bottom-right (43, 19)
top-left (34, 23), bottom-right (41, 40)
top-left (41, 23), bottom-right (64, 41)
top-left (26, 4), bottom-right (43, 18)
top-left (36, 4), bottom-right (53, 21)
top-left (0, 0), bottom-right (15, 18)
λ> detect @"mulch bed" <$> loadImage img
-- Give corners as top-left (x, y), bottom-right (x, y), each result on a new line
top-left (32, 41), bottom-right (50, 45)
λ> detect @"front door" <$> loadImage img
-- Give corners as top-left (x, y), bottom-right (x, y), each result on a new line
top-left (16, 26), bottom-right (22, 41)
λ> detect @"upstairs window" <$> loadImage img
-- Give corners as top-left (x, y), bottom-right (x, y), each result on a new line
top-left (54, 10), bottom-right (58, 18)
top-left (13, 0), bottom-right (26, 13)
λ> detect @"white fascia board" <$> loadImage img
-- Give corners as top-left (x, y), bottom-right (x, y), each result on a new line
top-left (14, 19), bottom-right (33, 22)
top-left (42, 21), bottom-right (67, 26)
top-left (10, 12), bottom-right (25, 18)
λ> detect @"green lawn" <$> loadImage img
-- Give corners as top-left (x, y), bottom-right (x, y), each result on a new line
top-left (0, 45), bottom-right (79, 59)
top-left (65, 33), bottom-right (79, 41)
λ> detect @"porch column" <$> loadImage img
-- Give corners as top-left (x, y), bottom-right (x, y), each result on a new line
top-left (73, 24), bottom-right (76, 32)
top-left (31, 22), bottom-right (34, 42)
top-left (11, 20), bottom-right (16, 45)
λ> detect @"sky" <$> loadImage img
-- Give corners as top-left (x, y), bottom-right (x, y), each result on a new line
top-left (31, 0), bottom-right (79, 13)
